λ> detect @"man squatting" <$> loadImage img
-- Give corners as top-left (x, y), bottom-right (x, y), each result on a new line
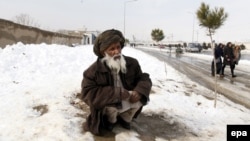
top-left (81, 29), bottom-right (152, 135)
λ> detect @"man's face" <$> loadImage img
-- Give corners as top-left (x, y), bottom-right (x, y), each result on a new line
top-left (104, 42), bottom-right (121, 59)
top-left (101, 42), bottom-right (126, 73)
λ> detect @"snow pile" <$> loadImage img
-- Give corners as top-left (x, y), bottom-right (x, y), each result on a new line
top-left (0, 43), bottom-right (249, 141)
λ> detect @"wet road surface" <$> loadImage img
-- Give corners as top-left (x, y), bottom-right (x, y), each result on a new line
top-left (137, 47), bottom-right (250, 108)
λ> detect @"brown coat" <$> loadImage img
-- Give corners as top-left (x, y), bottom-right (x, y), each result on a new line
top-left (81, 55), bottom-right (152, 135)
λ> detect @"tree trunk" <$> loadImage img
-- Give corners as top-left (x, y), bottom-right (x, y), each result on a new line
top-left (209, 29), bottom-right (217, 108)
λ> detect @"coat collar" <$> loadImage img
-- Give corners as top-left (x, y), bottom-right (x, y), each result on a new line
top-left (96, 58), bottom-right (110, 72)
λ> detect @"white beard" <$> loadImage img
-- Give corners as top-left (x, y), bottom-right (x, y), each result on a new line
top-left (101, 53), bottom-right (127, 73)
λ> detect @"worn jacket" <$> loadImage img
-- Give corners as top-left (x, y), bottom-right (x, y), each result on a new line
top-left (81, 55), bottom-right (152, 135)
top-left (223, 46), bottom-right (235, 65)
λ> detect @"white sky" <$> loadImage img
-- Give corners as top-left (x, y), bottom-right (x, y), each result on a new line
top-left (1, 0), bottom-right (250, 42)
top-left (0, 43), bottom-right (250, 140)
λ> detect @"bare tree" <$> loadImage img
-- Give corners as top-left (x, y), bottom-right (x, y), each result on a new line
top-left (13, 13), bottom-right (40, 28)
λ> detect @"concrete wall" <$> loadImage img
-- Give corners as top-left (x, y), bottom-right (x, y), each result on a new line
top-left (0, 18), bottom-right (82, 48)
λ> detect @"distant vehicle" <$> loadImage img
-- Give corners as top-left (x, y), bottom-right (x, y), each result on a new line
top-left (176, 46), bottom-right (183, 54)
top-left (158, 44), bottom-right (165, 49)
top-left (185, 43), bottom-right (202, 52)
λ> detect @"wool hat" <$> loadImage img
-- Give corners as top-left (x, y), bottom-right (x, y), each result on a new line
top-left (93, 29), bottom-right (125, 57)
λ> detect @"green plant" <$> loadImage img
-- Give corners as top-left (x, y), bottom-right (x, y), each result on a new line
top-left (151, 28), bottom-right (165, 43)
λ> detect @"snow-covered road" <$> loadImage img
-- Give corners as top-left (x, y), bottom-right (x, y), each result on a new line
top-left (137, 47), bottom-right (250, 108)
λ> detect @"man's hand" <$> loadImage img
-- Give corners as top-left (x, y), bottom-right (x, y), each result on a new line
top-left (121, 88), bottom-right (130, 100)
top-left (129, 91), bottom-right (141, 103)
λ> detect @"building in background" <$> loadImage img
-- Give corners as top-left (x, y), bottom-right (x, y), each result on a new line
top-left (57, 29), bottom-right (100, 46)
top-left (82, 31), bottom-right (99, 45)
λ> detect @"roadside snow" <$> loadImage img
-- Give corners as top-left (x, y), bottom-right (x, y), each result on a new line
top-left (0, 43), bottom-right (249, 141)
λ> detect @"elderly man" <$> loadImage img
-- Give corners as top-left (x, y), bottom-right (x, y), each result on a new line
top-left (81, 29), bottom-right (152, 135)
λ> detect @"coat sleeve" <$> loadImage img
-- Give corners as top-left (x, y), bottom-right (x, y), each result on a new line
top-left (132, 60), bottom-right (152, 105)
top-left (81, 67), bottom-right (121, 110)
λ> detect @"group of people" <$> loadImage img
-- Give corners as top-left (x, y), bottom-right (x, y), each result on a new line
top-left (211, 42), bottom-right (241, 78)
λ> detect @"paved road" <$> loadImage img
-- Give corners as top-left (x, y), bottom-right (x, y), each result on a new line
top-left (137, 47), bottom-right (250, 108)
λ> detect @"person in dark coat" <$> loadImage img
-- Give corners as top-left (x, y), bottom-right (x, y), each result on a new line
top-left (211, 43), bottom-right (224, 76)
top-left (221, 42), bottom-right (236, 77)
top-left (81, 29), bottom-right (152, 135)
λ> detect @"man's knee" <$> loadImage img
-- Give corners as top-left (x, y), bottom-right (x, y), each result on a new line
top-left (103, 107), bottom-right (119, 123)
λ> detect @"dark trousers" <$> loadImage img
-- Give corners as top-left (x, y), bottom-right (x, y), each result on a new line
top-left (221, 63), bottom-right (235, 76)
top-left (211, 60), bottom-right (222, 75)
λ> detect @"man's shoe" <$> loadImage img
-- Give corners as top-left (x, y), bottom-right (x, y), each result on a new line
top-left (117, 116), bottom-right (131, 129)
top-left (105, 122), bottom-right (115, 131)
top-left (102, 116), bottom-right (115, 131)
top-left (232, 75), bottom-right (237, 78)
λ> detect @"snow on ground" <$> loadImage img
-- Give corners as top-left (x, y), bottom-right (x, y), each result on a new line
top-left (0, 43), bottom-right (250, 141)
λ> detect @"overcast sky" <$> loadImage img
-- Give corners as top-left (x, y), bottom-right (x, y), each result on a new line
top-left (1, 0), bottom-right (250, 43)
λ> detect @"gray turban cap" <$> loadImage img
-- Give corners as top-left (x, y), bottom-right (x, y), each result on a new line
top-left (93, 29), bottom-right (125, 58)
